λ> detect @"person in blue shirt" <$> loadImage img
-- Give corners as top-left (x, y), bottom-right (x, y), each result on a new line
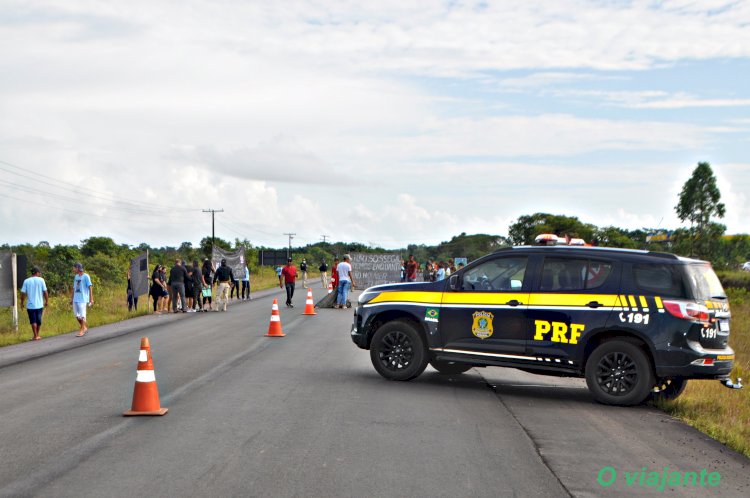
top-left (71, 262), bottom-right (94, 337)
top-left (20, 267), bottom-right (48, 341)
top-left (242, 265), bottom-right (251, 300)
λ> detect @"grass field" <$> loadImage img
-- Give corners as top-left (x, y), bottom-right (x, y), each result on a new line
top-left (654, 287), bottom-right (750, 458)
top-left (0, 266), bottom-right (297, 347)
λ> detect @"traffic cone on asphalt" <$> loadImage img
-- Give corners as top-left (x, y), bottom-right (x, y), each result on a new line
top-left (123, 337), bottom-right (168, 416)
top-left (327, 281), bottom-right (333, 294)
top-left (265, 298), bottom-right (286, 337)
top-left (303, 288), bottom-right (317, 315)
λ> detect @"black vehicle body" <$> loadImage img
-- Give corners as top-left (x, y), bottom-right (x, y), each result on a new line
top-left (351, 246), bottom-right (737, 404)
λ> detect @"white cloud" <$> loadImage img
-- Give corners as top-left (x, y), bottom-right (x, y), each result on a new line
top-left (1, 0), bottom-right (749, 250)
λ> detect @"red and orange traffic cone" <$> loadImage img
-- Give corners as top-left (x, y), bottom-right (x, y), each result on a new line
top-left (303, 288), bottom-right (317, 315)
top-left (327, 281), bottom-right (333, 294)
top-left (123, 337), bottom-right (168, 416)
top-left (265, 298), bottom-right (286, 337)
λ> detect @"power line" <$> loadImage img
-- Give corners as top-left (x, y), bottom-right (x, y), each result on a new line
top-left (0, 159), bottom-right (202, 212)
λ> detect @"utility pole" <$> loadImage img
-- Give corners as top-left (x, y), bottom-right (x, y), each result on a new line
top-left (203, 209), bottom-right (224, 247)
top-left (283, 232), bottom-right (296, 259)
top-left (321, 235), bottom-right (329, 244)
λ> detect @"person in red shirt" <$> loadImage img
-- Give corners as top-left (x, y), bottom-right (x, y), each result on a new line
top-left (280, 258), bottom-right (298, 307)
top-left (406, 254), bottom-right (418, 282)
top-left (331, 257), bottom-right (340, 290)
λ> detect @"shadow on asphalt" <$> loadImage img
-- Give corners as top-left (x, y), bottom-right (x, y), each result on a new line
top-left (347, 368), bottom-right (601, 405)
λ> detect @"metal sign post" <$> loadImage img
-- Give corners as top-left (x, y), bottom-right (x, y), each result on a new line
top-left (11, 254), bottom-right (18, 331)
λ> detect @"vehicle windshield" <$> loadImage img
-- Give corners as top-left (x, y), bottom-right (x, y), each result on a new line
top-left (685, 263), bottom-right (726, 299)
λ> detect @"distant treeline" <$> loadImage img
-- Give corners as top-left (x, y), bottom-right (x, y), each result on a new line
top-left (3, 212), bottom-right (749, 295)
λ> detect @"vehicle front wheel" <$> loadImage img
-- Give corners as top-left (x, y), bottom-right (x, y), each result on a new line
top-left (585, 340), bottom-right (654, 406)
top-left (430, 360), bottom-right (472, 375)
top-left (370, 320), bottom-right (428, 381)
top-left (650, 377), bottom-right (688, 402)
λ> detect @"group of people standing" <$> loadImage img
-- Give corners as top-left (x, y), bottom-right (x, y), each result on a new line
top-left (401, 255), bottom-right (461, 282)
top-left (149, 258), bottom-right (250, 314)
top-left (275, 255), bottom-right (355, 309)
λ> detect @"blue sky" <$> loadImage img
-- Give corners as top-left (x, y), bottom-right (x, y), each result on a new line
top-left (0, 1), bottom-right (748, 249)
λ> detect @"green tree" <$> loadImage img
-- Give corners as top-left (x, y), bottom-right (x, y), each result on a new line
top-left (508, 213), bottom-right (596, 246)
top-left (81, 236), bottom-right (119, 257)
top-left (675, 162), bottom-right (726, 258)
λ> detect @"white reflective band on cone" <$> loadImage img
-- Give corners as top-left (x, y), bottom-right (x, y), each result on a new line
top-left (270, 316), bottom-right (280, 322)
top-left (272, 304), bottom-right (279, 311)
top-left (138, 350), bottom-right (148, 362)
top-left (136, 370), bottom-right (156, 382)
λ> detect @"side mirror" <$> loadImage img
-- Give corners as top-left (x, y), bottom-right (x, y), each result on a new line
top-left (449, 274), bottom-right (461, 291)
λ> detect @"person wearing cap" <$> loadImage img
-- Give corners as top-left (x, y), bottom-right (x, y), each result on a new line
top-left (280, 257), bottom-right (297, 307)
top-left (20, 267), bottom-right (48, 341)
top-left (71, 263), bottom-right (93, 336)
top-left (214, 258), bottom-right (235, 311)
top-left (335, 254), bottom-right (355, 309)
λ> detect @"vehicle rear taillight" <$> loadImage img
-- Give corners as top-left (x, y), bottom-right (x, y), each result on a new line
top-left (663, 300), bottom-right (710, 323)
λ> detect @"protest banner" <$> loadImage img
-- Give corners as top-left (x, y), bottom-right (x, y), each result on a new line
top-left (129, 252), bottom-right (150, 297)
top-left (350, 252), bottom-right (401, 290)
top-left (212, 246), bottom-right (247, 280)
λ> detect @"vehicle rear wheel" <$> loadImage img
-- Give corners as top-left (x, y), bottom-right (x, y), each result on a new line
top-left (585, 340), bottom-right (654, 406)
top-left (370, 320), bottom-right (428, 381)
top-left (430, 360), bottom-right (472, 375)
top-left (650, 377), bottom-right (688, 402)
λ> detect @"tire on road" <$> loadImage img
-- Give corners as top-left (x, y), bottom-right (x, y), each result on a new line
top-left (370, 320), bottom-right (428, 381)
top-left (585, 339), bottom-right (654, 406)
top-left (650, 377), bottom-right (688, 402)
top-left (430, 360), bottom-right (472, 375)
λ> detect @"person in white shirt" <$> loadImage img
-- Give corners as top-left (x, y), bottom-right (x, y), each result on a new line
top-left (335, 254), bottom-right (356, 309)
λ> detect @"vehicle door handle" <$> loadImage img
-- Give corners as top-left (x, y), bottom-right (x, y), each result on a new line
top-left (586, 301), bottom-right (601, 308)
top-left (506, 300), bottom-right (522, 307)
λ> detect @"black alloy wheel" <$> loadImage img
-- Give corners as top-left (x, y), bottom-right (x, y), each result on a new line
top-left (585, 340), bottom-right (654, 406)
top-left (370, 320), bottom-right (428, 381)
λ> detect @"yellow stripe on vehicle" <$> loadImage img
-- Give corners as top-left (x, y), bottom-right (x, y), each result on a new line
top-left (628, 295), bottom-right (638, 309)
top-left (527, 293), bottom-right (619, 307)
top-left (442, 293), bottom-right (526, 305)
top-left (654, 296), bottom-right (664, 309)
top-left (716, 355), bottom-right (734, 361)
top-left (368, 291), bottom-right (442, 305)
top-left (639, 296), bottom-right (648, 309)
top-left (619, 295), bottom-right (630, 310)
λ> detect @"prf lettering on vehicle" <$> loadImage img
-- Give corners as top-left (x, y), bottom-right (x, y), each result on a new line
top-left (533, 319), bottom-right (584, 344)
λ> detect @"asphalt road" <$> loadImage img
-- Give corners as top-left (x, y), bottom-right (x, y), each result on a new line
top-left (0, 286), bottom-right (748, 497)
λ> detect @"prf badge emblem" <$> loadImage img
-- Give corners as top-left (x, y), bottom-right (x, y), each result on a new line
top-left (472, 311), bottom-right (494, 339)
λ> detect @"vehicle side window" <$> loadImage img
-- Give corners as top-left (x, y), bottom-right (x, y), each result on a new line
top-left (540, 258), bottom-right (613, 291)
top-left (633, 264), bottom-right (687, 297)
top-left (462, 257), bottom-right (527, 291)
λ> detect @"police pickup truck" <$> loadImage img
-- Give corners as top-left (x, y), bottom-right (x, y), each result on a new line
top-left (351, 246), bottom-right (742, 406)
